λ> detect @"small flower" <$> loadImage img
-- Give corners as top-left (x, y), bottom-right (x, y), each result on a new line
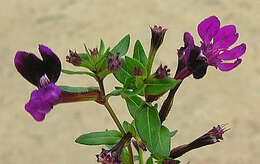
top-left (66, 50), bottom-right (82, 66)
top-left (133, 67), bottom-right (143, 77)
top-left (106, 53), bottom-right (124, 72)
top-left (96, 132), bottom-right (132, 164)
top-left (132, 139), bottom-right (147, 152)
top-left (198, 16), bottom-right (246, 71)
top-left (170, 124), bottom-right (229, 159)
top-left (89, 48), bottom-right (99, 59)
top-left (150, 25), bottom-right (167, 50)
top-left (155, 64), bottom-right (171, 79)
top-left (15, 45), bottom-right (62, 121)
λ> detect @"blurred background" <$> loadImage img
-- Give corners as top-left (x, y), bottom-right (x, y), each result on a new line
top-left (1, 0), bottom-right (259, 163)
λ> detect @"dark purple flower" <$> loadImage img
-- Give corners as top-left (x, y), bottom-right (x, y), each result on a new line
top-left (96, 132), bottom-right (132, 164)
top-left (133, 67), bottom-right (143, 77)
top-left (155, 64), bottom-right (171, 79)
top-left (89, 48), bottom-right (99, 59)
top-left (106, 53), bottom-right (124, 72)
top-left (150, 25), bottom-right (167, 50)
top-left (170, 124), bottom-right (229, 159)
top-left (15, 45), bottom-right (62, 121)
top-left (198, 16), bottom-right (246, 71)
top-left (66, 50), bottom-right (82, 66)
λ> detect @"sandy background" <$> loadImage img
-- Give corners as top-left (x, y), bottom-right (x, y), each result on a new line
top-left (1, 0), bottom-right (259, 163)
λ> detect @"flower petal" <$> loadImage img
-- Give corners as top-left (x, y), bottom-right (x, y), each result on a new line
top-left (14, 51), bottom-right (45, 86)
top-left (198, 16), bottom-right (220, 45)
top-left (213, 25), bottom-right (239, 50)
top-left (218, 43), bottom-right (246, 60)
top-left (218, 59), bottom-right (242, 71)
top-left (184, 32), bottom-right (194, 49)
top-left (39, 45), bottom-right (61, 83)
top-left (25, 90), bottom-right (49, 121)
top-left (40, 83), bottom-right (62, 104)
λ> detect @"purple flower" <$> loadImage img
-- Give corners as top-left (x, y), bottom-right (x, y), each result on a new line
top-left (89, 48), bottom-right (99, 59)
top-left (96, 132), bottom-right (132, 164)
top-left (15, 45), bottom-right (62, 121)
top-left (66, 50), bottom-right (82, 66)
top-left (106, 53), bottom-right (124, 72)
top-left (155, 64), bottom-right (171, 79)
top-left (150, 25), bottom-right (167, 50)
top-left (133, 67), bottom-right (143, 77)
top-left (170, 124), bottom-right (229, 159)
top-left (198, 16), bottom-right (246, 71)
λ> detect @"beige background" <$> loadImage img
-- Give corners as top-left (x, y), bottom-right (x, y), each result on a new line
top-left (1, 0), bottom-right (259, 163)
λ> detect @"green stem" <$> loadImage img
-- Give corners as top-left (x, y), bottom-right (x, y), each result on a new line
top-left (138, 148), bottom-right (144, 164)
top-left (146, 47), bottom-right (157, 78)
top-left (103, 102), bottom-right (125, 134)
top-left (97, 78), bottom-right (134, 164)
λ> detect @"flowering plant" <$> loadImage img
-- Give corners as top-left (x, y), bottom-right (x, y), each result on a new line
top-left (14, 16), bottom-right (246, 164)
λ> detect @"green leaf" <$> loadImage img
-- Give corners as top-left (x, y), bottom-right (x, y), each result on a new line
top-left (123, 84), bottom-right (146, 97)
top-left (58, 85), bottom-right (99, 92)
top-left (170, 130), bottom-right (178, 137)
top-left (123, 121), bottom-right (136, 137)
top-left (111, 34), bottom-right (130, 56)
top-left (114, 56), bottom-right (147, 84)
top-left (124, 95), bottom-right (145, 118)
top-left (106, 88), bottom-right (123, 98)
top-left (155, 126), bottom-right (171, 156)
top-left (62, 69), bottom-right (96, 79)
top-left (97, 68), bottom-right (110, 79)
top-left (75, 130), bottom-right (122, 145)
top-left (83, 43), bottom-right (94, 64)
top-left (135, 104), bottom-right (161, 153)
top-left (99, 39), bottom-right (105, 56)
top-left (145, 77), bottom-right (180, 95)
top-left (133, 40), bottom-right (147, 66)
top-left (146, 157), bottom-right (154, 164)
top-left (120, 148), bottom-right (130, 164)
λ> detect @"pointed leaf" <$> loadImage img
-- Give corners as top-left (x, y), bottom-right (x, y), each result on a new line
top-left (75, 130), bottom-right (122, 145)
top-left (114, 56), bottom-right (147, 84)
top-left (135, 104), bottom-right (161, 152)
top-left (111, 34), bottom-right (130, 56)
top-left (83, 43), bottom-right (94, 64)
top-left (145, 77), bottom-right (180, 95)
top-left (133, 40), bottom-right (147, 66)
top-left (155, 126), bottom-right (171, 156)
top-left (99, 39), bottom-right (105, 56)
top-left (170, 130), bottom-right (178, 137)
top-left (62, 69), bottom-right (96, 79)
top-left (58, 85), bottom-right (99, 92)
top-left (146, 157), bottom-right (154, 164)
top-left (124, 95), bottom-right (145, 118)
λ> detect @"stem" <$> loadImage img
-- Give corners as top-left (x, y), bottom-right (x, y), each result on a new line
top-left (146, 47), bottom-right (157, 78)
top-left (127, 144), bottom-right (134, 164)
top-left (159, 81), bottom-right (182, 123)
top-left (104, 101), bottom-right (125, 134)
top-left (138, 148), bottom-right (144, 164)
top-left (97, 77), bottom-right (105, 96)
top-left (97, 78), bottom-right (134, 164)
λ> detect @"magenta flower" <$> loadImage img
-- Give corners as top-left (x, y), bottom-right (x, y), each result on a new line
top-left (198, 16), bottom-right (246, 71)
top-left (15, 45), bottom-right (62, 121)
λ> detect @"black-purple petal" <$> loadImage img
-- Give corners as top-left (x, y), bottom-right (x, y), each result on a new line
top-left (14, 51), bottom-right (45, 86)
top-left (39, 45), bottom-right (61, 83)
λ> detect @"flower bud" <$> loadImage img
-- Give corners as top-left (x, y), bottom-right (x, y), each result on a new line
top-left (66, 50), bottom-right (82, 66)
top-left (150, 25), bottom-right (167, 50)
